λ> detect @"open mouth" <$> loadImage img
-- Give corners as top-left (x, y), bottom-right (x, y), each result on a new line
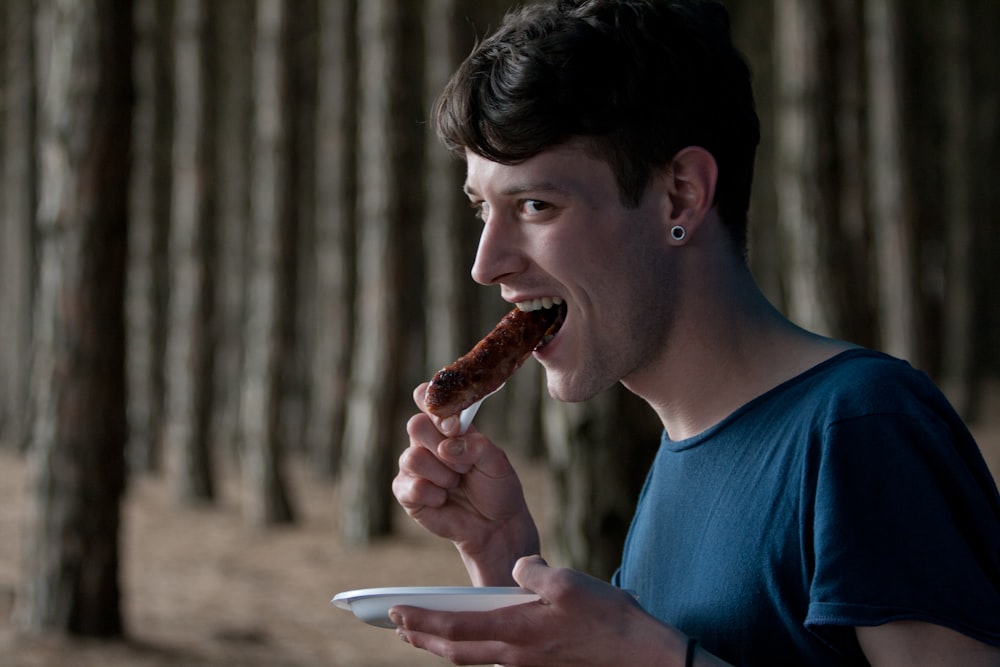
top-left (515, 297), bottom-right (567, 350)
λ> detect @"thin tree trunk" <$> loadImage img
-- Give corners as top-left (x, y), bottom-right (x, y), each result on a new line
top-left (128, 0), bottom-right (173, 474)
top-left (423, 0), bottom-right (478, 374)
top-left (772, 0), bottom-right (836, 335)
top-left (731, 0), bottom-right (782, 305)
top-left (339, 0), bottom-right (423, 545)
top-left (213, 0), bottom-right (254, 462)
top-left (18, 0), bottom-right (131, 637)
top-left (240, 0), bottom-right (296, 527)
top-left (830, 0), bottom-right (875, 348)
top-left (308, 0), bottom-right (357, 478)
top-left (940, 0), bottom-right (978, 418)
top-left (0, 0), bottom-right (8, 445)
top-left (865, 0), bottom-right (920, 363)
top-left (968, 0), bottom-right (1000, 413)
top-left (285, 0), bottom-right (318, 460)
top-left (543, 389), bottom-right (661, 579)
top-left (167, 0), bottom-right (217, 502)
top-left (0, 0), bottom-right (37, 452)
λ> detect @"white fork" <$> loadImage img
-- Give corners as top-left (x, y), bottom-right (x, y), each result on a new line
top-left (457, 383), bottom-right (506, 435)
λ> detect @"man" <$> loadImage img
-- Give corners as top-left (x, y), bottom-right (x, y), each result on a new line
top-left (391, 1), bottom-right (1000, 664)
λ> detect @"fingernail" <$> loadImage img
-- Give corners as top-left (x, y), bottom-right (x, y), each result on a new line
top-left (441, 416), bottom-right (457, 433)
top-left (445, 437), bottom-right (466, 457)
top-left (389, 610), bottom-right (403, 627)
top-left (396, 628), bottom-right (410, 644)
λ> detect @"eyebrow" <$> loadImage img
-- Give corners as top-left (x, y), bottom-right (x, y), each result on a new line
top-left (463, 181), bottom-right (572, 198)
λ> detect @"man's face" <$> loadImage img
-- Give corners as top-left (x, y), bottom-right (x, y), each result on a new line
top-left (463, 140), bottom-right (680, 403)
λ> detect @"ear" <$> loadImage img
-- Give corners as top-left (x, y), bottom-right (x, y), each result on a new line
top-left (664, 147), bottom-right (718, 244)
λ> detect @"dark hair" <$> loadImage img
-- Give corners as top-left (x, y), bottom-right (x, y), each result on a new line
top-left (434, 0), bottom-right (760, 254)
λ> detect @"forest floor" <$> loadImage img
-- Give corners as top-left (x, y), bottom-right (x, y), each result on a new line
top-left (0, 386), bottom-right (998, 667)
top-left (0, 442), bottom-right (556, 667)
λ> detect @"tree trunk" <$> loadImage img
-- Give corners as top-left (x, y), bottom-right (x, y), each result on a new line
top-left (543, 388), bottom-right (661, 579)
top-left (772, 0), bottom-right (836, 335)
top-left (166, 0), bottom-right (218, 503)
top-left (339, 0), bottom-right (424, 545)
top-left (284, 0), bottom-right (318, 460)
top-left (0, 0), bottom-right (37, 452)
top-left (308, 0), bottom-right (358, 478)
top-left (969, 0), bottom-right (1000, 405)
top-left (212, 0), bottom-right (254, 462)
top-left (730, 0), bottom-right (782, 305)
top-left (865, 0), bottom-right (920, 363)
top-left (17, 0), bottom-right (131, 637)
top-left (939, 0), bottom-right (978, 418)
top-left (240, 0), bottom-right (296, 527)
top-left (127, 0), bottom-right (174, 474)
top-left (829, 0), bottom-right (876, 348)
top-left (422, 0), bottom-right (481, 376)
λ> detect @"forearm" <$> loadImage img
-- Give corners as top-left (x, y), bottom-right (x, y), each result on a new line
top-left (618, 606), bottom-right (733, 667)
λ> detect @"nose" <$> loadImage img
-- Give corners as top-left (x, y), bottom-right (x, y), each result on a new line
top-left (470, 217), bottom-right (523, 286)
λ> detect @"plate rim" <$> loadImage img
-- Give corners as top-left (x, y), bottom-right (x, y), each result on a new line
top-left (331, 585), bottom-right (536, 610)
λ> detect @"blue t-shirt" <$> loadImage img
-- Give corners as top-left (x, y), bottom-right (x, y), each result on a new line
top-left (613, 349), bottom-right (1000, 666)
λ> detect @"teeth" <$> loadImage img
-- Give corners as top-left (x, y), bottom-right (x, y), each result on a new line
top-left (515, 296), bottom-right (563, 312)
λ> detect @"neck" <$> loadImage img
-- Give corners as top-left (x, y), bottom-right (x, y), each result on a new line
top-left (624, 251), bottom-right (850, 441)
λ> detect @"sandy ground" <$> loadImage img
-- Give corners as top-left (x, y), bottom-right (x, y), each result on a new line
top-left (0, 390), bottom-right (997, 667)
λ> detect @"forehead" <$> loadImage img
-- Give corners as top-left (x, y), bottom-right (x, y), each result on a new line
top-left (463, 140), bottom-right (617, 201)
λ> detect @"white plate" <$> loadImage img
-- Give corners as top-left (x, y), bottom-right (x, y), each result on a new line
top-left (332, 586), bottom-right (540, 629)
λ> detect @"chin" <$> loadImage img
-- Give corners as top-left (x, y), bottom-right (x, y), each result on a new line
top-left (544, 374), bottom-right (603, 404)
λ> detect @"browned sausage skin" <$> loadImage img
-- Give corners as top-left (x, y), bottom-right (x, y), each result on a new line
top-left (424, 300), bottom-right (565, 418)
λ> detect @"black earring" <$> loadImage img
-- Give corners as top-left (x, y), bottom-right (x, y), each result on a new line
top-left (670, 225), bottom-right (686, 241)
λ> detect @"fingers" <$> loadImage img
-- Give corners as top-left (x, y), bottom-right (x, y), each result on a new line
top-left (406, 412), bottom-right (515, 480)
top-left (390, 606), bottom-right (532, 666)
top-left (414, 382), bottom-right (466, 437)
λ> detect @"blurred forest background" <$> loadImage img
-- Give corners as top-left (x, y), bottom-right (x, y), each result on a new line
top-left (0, 0), bottom-right (998, 659)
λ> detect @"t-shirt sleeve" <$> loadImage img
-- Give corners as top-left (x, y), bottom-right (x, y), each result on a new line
top-left (805, 406), bottom-right (1000, 649)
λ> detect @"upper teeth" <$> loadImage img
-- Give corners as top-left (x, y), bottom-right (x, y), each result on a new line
top-left (515, 296), bottom-right (563, 312)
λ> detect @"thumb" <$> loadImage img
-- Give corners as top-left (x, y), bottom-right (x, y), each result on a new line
top-left (512, 554), bottom-right (549, 591)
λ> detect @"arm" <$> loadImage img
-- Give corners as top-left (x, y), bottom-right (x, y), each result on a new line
top-left (858, 621), bottom-right (1000, 666)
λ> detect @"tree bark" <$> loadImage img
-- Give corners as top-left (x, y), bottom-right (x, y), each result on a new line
top-left (772, 0), bottom-right (836, 335)
top-left (865, 0), bottom-right (920, 363)
top-left (829, 0), bottom-right (876, 348)
top-left (968, 0), bottom-right (1000, 405)
top-left (422, 0), bottom-right (480, 376)
top-left (339, 0), bottom-right (424, 545)
top-left (240, 0), bottom-right (296, 527)
top-left (0, 0), bottom-right (37, 452)
top-left (308, 0), bottom-right (357, 478)
top-left (730, 0), bottom-right (782, 305)
top-left (543, 388), bottom-right (661, 579)
top-left (18, 0), bottom-right (132, 637)
top-left (166, 0), bottom-right (218, 503)
top-left (127, 0), bottom-right (173, 474)
top-left (212, 0), bottom-right (254, 461)
top-left (285, 0), bottom-right (319, 462)
top-left (939, 0), bottom-right (979, 418)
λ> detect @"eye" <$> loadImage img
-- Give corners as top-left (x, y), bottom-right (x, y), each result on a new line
top-left (521, 199), bottom-right (550, 215)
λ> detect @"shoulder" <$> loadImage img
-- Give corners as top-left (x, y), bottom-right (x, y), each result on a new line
top-left (800, 349), bottom-right (983, 468)
top-left (801, 348), bottom-right (957, 424)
